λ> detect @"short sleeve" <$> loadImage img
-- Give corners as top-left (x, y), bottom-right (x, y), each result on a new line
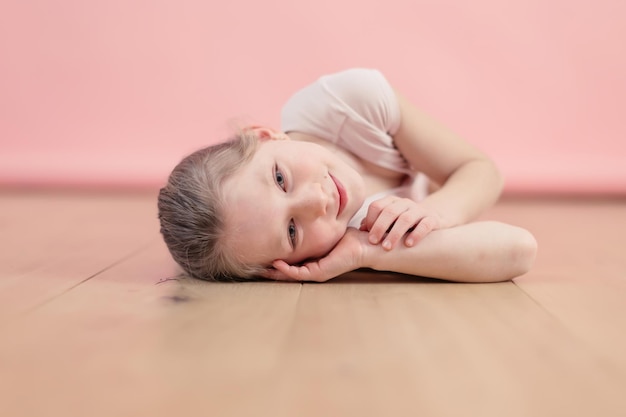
top-left (317, 68), bottom-right (401, 135)
top-left (281, 68), bottom-right (400, 136)
top-left (281, 68), bottom-right (411, 174)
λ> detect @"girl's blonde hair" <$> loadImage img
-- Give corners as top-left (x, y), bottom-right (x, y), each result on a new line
top-left (157, 132), bottom-right (265, 281)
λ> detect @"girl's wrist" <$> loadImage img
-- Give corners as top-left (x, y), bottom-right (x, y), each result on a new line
top-left (356, 230), bottom-right (376, 269)
top-left (362, 238), bottom-right (387, 270)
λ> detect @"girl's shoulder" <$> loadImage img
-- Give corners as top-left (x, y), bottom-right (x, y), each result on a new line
top-left (282, 68), bottom-right (399, 135)
top-left (282, 68), bottom-right (413, 176)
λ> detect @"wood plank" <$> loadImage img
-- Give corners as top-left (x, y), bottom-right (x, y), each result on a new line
top-left (486, 198), bottom-right (626, 371)
top-left (271, 277), bottom-right (625, 417)
top-left (104, 274), bottom-right (623, 417)
top-left (0, 239), bottom-right (177, 417)
top-left (0, 191), bottom-right (159, 320)
top-left (0, 238), bottom-right (303, 417)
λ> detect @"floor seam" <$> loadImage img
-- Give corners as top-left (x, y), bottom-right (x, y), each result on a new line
top-left (20, 239), bottom-right (157, 316)
top-left (512, 278), bottom-right (626, 380)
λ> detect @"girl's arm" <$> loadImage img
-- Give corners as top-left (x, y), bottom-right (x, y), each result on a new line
top-left (392, 91), bottom-right (504, 228)
top-left (359, 92), bottom-right (505, 251)
top-left (363, 221), bottom-right (537, 283)
top-left (269, 222), bottom-right (537, 283)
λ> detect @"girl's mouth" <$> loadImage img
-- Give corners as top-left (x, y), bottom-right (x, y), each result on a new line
top-left (330, 174), bottom-right (347, 217)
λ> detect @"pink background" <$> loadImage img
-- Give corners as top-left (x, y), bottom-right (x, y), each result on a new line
top-left (1, 0), bottom-right (625, 194)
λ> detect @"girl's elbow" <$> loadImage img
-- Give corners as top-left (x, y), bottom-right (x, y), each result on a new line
top-left (509, 228), bottom-right (538, 279)
top-left (489, 160), bottom-right (505, 197)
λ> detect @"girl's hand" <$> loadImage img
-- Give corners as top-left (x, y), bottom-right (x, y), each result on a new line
top-left (264, 228), bottom-right (369, 282)
top-left (360, 196), bottom-right (441, 250)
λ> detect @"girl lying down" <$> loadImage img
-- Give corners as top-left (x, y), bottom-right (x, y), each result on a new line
top-left (158, 68), bottom-right (537, 283)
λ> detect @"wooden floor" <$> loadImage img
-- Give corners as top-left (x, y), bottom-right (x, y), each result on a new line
top-left (1, 190), bottom-right (625, 417)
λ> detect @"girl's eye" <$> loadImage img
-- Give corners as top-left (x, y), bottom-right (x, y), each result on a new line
top-left (274, 165), bottom-right (286, 191)
top-left (288, 220), bottom-right (297, 247)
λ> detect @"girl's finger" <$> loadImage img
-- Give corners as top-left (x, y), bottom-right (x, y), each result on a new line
top-left (367, 200), bottom-right (410, 244)
top-left (263, 266), bottom-right (299, 281)
top-left (271, 260), bottom-right (303, 280)
top-left (361, 196), bottom-right (399, 235)
top-left (381, 211), bottom-right (421, 250)
top-left (405, 216), bottom-right (438, 246)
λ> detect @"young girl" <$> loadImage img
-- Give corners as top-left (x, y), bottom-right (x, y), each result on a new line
top-left (158, 68), bottom-right (537, 283)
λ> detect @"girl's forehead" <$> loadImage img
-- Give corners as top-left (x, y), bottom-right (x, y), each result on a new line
top-left (226, 213), bottom-right (277, 265)
top-left (222, 182), bottom-right (283, 264)
top-left (252, 141), bottom-right (292, 163)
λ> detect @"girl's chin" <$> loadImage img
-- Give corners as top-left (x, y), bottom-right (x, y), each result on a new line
top-left (344, 203), bottom-right (362, 224)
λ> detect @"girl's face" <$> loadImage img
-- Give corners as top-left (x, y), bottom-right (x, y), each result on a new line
top-left (222, 133), bottom-right (365, 268)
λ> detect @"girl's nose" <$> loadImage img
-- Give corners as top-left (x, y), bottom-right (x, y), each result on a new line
top-left (293, 183), bottom-right (328, 218)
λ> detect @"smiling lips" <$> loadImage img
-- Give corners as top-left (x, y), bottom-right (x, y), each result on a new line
top-left (330, 174), bottom-right (347, 217)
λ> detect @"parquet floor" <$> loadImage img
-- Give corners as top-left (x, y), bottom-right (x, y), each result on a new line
top-left (1, 191), bottom-right (624, 417)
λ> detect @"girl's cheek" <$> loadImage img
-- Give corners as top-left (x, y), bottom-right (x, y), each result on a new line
top-left (307, 233), bottom-right (335, 258)
top-left (300, 225), bottom-right (343, 259)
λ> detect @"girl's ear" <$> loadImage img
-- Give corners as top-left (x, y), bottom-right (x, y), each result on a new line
top-left (245, 126), bottom-right (289, 142)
